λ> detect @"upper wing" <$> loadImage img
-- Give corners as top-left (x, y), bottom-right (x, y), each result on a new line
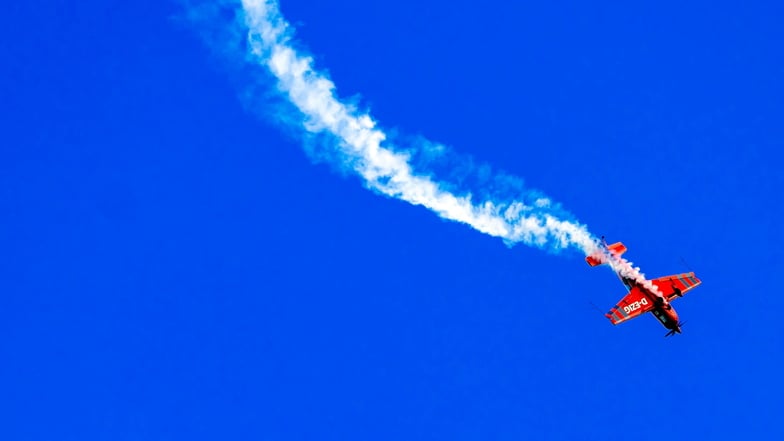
top-left (651, 272), bottom-right (701, 301)
top-left (606, 287), bottom-right (655, 325)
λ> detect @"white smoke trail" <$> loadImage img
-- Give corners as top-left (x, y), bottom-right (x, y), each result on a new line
top-left (603, 253), bottom-right (664, 299)
top-left (237, 0), bottom-right (597, 252)
top-left (195, 0), bottom-right (664, 297)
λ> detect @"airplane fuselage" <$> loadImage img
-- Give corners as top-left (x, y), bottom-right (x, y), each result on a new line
top-left (631, 280), bottom-right (682, 335)
top-left (642, 288), bottom-right (682, 335)
top-left (651, 304), bottom-right (681, 334)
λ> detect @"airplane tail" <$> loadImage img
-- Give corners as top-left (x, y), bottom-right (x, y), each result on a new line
top-left (586, 241), bottom-right (627, 266)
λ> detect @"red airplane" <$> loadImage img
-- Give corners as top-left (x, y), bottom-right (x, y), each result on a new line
top-left (586, 238), bottom-right (701, 337)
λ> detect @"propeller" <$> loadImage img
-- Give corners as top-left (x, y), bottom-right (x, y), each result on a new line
top-left (664, 321), bottom-right (686, 337)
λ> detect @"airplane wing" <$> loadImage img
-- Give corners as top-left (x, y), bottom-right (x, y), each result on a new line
top-left (651, 272), bottom-right (702, 301)
top-left (606, 287), bottom-right (655, 325)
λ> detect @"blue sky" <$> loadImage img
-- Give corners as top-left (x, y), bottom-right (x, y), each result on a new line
top-left (2, 1), bottom-right (782, 440)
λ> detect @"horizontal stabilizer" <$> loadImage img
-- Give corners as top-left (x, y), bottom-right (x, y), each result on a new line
top-left (586, 242), bottom-right (627, 266)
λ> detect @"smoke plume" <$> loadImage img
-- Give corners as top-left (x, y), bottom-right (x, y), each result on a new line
top-left (189, 0), bottom-right (665, 297)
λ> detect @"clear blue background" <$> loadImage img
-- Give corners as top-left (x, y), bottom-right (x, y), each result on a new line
top-left (2, 1), bottom-right (782, 439)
